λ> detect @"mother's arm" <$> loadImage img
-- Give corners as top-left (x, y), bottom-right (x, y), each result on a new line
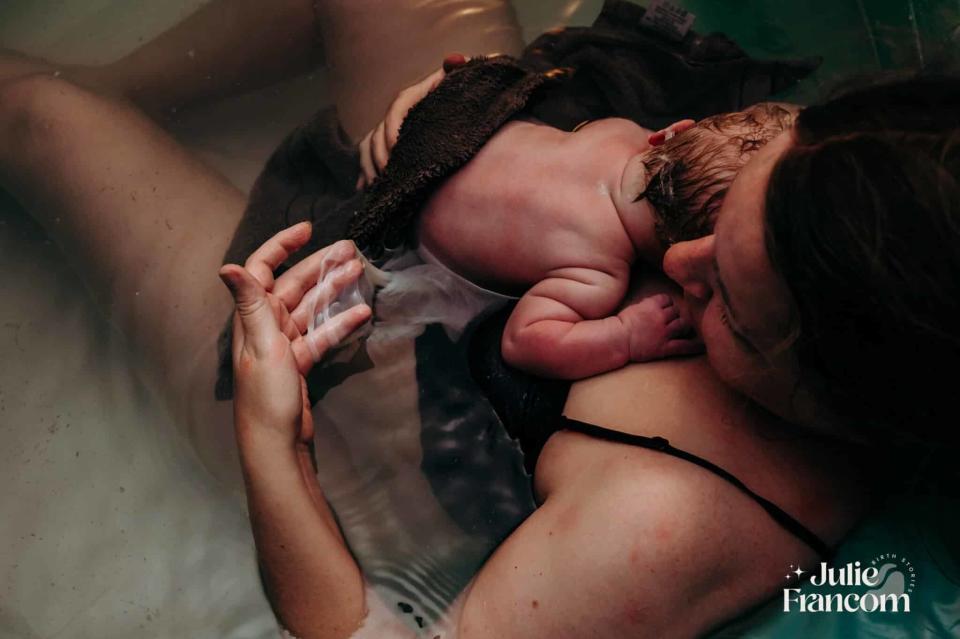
top-left (245, 449), bottom-right (737, 639)
top-left (247, 442), bottom-right (780, 639)
top-left (455, 459), bottom-right (762, 639)
top-left (225, 230), bottom-right (783, 639)
top-left (221, 225), bottom-right (375, 638)
top-left (238, 417), bottom-right (366, 637)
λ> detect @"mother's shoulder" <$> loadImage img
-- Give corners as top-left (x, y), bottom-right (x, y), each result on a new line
top-left (549, 355), bottom-right (869, 563)
top-left (506, 445), bottom-right (805, 638)
top-left (564, 356), bottom-right (743, 440)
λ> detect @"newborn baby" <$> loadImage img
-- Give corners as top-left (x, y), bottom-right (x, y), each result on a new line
top-left (410, 102), bottom-right (799, 380)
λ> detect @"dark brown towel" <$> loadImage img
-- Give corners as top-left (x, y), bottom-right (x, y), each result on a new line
top-left (522, 0), bottom-right (819, 131)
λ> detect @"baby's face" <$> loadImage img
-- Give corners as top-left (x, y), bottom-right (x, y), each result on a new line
top-left (626, 103), bottom-right (800, 249)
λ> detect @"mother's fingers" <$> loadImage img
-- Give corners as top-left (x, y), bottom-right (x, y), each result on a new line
top-left (270, 293), bottom-right (304, 343)
top-left (648, 119), bottom-right (697, 147)
top-left (273, 239), bottom-right (358, 311)
top-left (384, 66), bottom-right (445, 151)
top-left (372, 119), bottom-right (389, 175)
top-left (244, 221), bottom-right (313, 289)
top-left (289, 257), bottom-right (365, 334)
top-left (442, 53), bottom-right (468, 73)
top-left (292, 304), bottom-right (372, 373)
top-left (219, 264), bottom-right (280, 359)
top-left (359, 129), bottom-right (377, 187)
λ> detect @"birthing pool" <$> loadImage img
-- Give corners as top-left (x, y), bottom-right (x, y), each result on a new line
top-left (1, 1), bottom-right (959, 638)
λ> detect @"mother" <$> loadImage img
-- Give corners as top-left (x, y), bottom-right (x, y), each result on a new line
top-left (225, 74), bottom-right (960, 637)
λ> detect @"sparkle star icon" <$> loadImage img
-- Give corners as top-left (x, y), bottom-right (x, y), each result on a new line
top-left (793, 567), bottom-right (806, 578)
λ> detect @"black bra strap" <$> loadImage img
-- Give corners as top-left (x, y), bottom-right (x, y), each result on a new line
top-left (557, 416), bottom-right (834, 559)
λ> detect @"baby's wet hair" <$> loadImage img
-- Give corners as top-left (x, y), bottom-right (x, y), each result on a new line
top-left (636, 103), bottom-right (799, 245)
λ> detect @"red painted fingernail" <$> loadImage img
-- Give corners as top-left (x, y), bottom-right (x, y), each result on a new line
top-left (649, 132), bottom-right (666, 147)
top-left (443, 53), bottom-right (467, 72)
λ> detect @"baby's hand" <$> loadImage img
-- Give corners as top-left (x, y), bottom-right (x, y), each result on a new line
top-left (618, 294), bottom-right (703, 361)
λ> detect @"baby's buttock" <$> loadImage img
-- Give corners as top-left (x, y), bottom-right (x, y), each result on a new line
top-left (417, 204), bottom-right (628, 298)
top-left (416, 210), bottom-right (557, 295)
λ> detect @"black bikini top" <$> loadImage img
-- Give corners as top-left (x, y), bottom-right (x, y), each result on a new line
top-left (556, 416), bottom-right (834, 559)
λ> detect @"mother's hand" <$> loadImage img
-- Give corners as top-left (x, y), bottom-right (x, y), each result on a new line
top-left (219, 223), bottom-right (371, 448)
top-left (357, 53), bottom-right (469, 188)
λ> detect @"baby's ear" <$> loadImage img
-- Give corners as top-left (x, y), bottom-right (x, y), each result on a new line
top-left (623, 153), bottom-right (657, 203)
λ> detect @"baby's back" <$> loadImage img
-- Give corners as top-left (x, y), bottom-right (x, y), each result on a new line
top-left (417, 119), bottom-right (641, 294)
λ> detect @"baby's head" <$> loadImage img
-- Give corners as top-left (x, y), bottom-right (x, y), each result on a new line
top-left (636, 103), bottom-right (800, 246)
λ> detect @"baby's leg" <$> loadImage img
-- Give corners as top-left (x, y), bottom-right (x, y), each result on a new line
top-left (0, 73), bottom-right (244, 485)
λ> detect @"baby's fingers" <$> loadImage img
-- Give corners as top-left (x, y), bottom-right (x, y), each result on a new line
top-left (293, 304), bottom-right (372, 373)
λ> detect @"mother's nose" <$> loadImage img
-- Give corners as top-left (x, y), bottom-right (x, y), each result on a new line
top-left (663, 235), bottom-right (715, 301)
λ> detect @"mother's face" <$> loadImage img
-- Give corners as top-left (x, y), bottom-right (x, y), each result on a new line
top-left (663, 132), bottom-right (806, 423)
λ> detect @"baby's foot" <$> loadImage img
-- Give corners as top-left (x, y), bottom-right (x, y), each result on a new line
top-left (619, 293), bottom-right (704, 362)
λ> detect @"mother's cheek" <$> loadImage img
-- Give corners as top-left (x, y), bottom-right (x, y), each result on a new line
top-left (699, 311), bottom-right (743, 388)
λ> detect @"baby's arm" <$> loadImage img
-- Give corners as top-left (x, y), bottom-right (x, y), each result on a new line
top-left (502, 266), bottom-right (698, 379)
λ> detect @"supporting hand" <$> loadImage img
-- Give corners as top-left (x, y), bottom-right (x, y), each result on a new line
top-left (219, 223), bottom-right (371, 448)
top-left (357, 53), bottom-right (469, 189)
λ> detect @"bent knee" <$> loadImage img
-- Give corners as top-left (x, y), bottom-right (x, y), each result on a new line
top-left (0, 74), bottom-right (124, 153)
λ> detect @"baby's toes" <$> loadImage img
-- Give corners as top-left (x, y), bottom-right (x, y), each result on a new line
top-left (651, 293), bottom-right (681, 322)
top-left (663, 302), bottom-right (681, 324)
top-left (661, 336), bottom-right (705, 358)
top-left (665, 315), bottom-right (692, 338)
top-left (652, 293), bottom-right (674, 309)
